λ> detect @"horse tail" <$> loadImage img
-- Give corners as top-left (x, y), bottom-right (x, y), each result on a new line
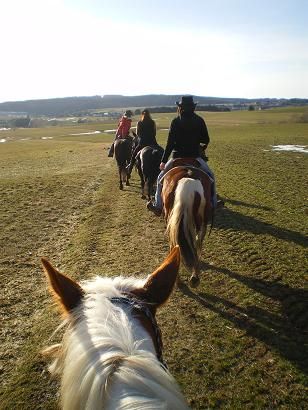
top-left (166, 178), bottom-right (206, 270)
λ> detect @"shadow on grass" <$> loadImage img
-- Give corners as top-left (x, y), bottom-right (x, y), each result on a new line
top-left (214, 207), bottom-right (307, 247)
top-left (179, 267), bottom-right (308, 374)
top-left (225, 198), bottom-right (273, 211)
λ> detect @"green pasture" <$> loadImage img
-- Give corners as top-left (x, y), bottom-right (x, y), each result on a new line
top-left (0, 107), bottom-right (307, 409)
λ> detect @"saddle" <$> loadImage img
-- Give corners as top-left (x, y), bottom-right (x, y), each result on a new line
top-left (161, 158), bottom-right (213, 183)
top-left (171, 158), bottom-right (201, 168)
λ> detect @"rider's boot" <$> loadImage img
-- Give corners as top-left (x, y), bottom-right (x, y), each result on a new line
top-left (146, 181), bottom-right (163, 216)
top-left (146, 201), bottom-right (162, 216)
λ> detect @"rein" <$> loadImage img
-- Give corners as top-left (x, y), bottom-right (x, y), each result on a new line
top-left (110, 296), bottom-right (167, 370)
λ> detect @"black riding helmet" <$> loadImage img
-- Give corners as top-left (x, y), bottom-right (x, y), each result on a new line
top-left (124, 110), bottom-right (133, 117)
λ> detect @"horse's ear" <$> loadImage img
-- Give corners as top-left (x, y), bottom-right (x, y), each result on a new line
top-left (137, 246), bottom-right (180, 307)
top-left (41, 258), bottom-right (84, 314)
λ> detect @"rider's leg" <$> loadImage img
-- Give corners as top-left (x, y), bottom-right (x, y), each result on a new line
top-left (153, 171), bottom-right (164, 208)
top-left (147, 159), bottom-right (173, 214)
top-left (108, 143), bottom-right (115, 157)
top-left (108, 136), bottom-right (118, 157)
top-left (196, 157), bottom-right (218, 208)
top-left (127, 145), bottom-right (140, 175)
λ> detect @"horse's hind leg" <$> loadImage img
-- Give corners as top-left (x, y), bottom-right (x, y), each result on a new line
top-left (141, 181), bottom-right (146, 199)
top-left (125, 173), bottom-right (130, 186)
top-left (119, 167), bottom-right (123, 190)
top-left (139, 170), bottom-right (146, 199)
top-left (148, 179), bottom-right (155, 201)
top-left (189, 264), bottom-right (200, 288)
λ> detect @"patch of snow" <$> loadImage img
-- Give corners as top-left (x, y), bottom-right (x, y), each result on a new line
top-left (70, 131), bottom-right (101, 136)
top-left (0, 138), bottom-right (6, 143)
top-left (0, 128), bottom-right (11, 131)
top-left (41, 136), bottom-right (53, 139)
top-left (104, 127), bottom-right (136, 134)
top-left (271, 145), bottom-right (308, 153)
top-left (47, 117), bottom-right (78, 122)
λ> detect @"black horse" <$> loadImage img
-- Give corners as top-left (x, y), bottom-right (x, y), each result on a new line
top-left (114, 135), bottom-right (138, 190)
top-left (135, 145), bottom-right (164, 200)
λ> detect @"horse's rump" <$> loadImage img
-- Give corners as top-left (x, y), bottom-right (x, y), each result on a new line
top-left (162, 167), bottom-right (212, 220)
top-left (114, 138), bottom-right (133, 166)
top-left (140, 145), bottom-right (164, 176)
top-left (162, 166), bottom-right (213, 272)
top-left (138, 145), bottom-right (164, 199)
top-left (114, 137), bottom-right (136, 189)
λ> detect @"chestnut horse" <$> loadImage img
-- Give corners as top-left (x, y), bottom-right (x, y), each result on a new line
top-left (162, 159), bottom-right (213, 287)
top-left (42, 247), bottom-right (189, 410)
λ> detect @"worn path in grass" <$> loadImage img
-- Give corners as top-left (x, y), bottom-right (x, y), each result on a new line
top-left (1, 109), bottom-right (307, 409)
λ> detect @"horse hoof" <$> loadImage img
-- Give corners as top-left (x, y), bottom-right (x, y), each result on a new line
top-left (126, 182), bottom-right (130, 186)
top-left (120, 186), bottom-right (123, 190)
top-left (141, 195), bottom-right (146, 199)
top-left (189, 276), bottom-right (200, 288)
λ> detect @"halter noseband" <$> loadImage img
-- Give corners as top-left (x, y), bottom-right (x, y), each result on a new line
top-left (110, 296), bottom-right (167, 369)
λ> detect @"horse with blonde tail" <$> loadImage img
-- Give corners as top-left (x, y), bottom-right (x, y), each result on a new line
top-left (162, 160), bottom-right (213, 287)
top-left (42, 246), bottom-right (189, 410)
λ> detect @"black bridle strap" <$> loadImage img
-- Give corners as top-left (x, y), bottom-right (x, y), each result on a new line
top-left (110, 297), bottom-right (167, 369)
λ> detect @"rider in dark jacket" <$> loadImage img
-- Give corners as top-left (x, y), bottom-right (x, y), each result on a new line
top-left (127, 109), bottom-right (158, 176)
top-left (161, 110), bottom-right (209, 162)
top-left (147, 96), bottom-right (222, 216)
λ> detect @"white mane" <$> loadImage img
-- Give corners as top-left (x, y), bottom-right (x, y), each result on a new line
top-left (46, 275), bottom-right (189, 410)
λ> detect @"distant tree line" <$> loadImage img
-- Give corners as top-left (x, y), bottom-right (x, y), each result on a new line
top-left (1, 116), bottom-right (32, 128)
top-left (146, 105), bottom-right (231, 114)
top-left (1, 94), bottom-right (307, 116)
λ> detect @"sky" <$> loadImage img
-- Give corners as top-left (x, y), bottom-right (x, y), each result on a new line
top-left (1, 0), bottom-right (307, 102)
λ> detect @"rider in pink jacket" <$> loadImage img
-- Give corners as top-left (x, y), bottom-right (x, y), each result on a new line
top-left (116, 114), bottom-right (132, 138)
top-left (108, 110), bottom-right (133, 157)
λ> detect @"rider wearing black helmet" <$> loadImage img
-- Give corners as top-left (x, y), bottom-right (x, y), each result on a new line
top-left (147, 96), bottom-right (223, 216)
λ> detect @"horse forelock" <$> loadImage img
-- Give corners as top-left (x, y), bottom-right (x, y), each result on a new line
top-left (46, 275), bottom-right (188, 409)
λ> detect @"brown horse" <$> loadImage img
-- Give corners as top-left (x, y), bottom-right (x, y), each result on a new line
top-left (161, 158), bottom-right (213, 287)
top-left (114, 135), bottom-right (137, 190)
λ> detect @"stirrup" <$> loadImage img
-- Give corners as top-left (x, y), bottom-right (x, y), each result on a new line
top-left (216, 199), bottom-right (225, 209)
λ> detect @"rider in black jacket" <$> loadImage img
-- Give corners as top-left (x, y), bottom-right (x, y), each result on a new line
top-left (127, 109), bottom-right (158, 176)
top-left (147, 96), bottom-right (222, 216)
top-left (161, 110), bottom-right (209, 162)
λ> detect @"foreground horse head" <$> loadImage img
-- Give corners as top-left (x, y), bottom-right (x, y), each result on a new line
top-left (162, 160), bottom-right (213, 287)
top-left (42, 247), bottom-right (189, 410)
top-left (136, 145), bottom-right (164, 200)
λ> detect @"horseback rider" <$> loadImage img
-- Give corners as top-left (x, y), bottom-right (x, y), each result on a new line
top-left (126, 109), bottom-right (159, 177)
top-left (108, 110), bottom-right (133, 157)
top-left (147, 95), bottom-right (223, 216)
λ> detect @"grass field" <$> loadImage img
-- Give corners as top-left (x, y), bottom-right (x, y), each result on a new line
top-left (0, 107), bottom-right (307, 409)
